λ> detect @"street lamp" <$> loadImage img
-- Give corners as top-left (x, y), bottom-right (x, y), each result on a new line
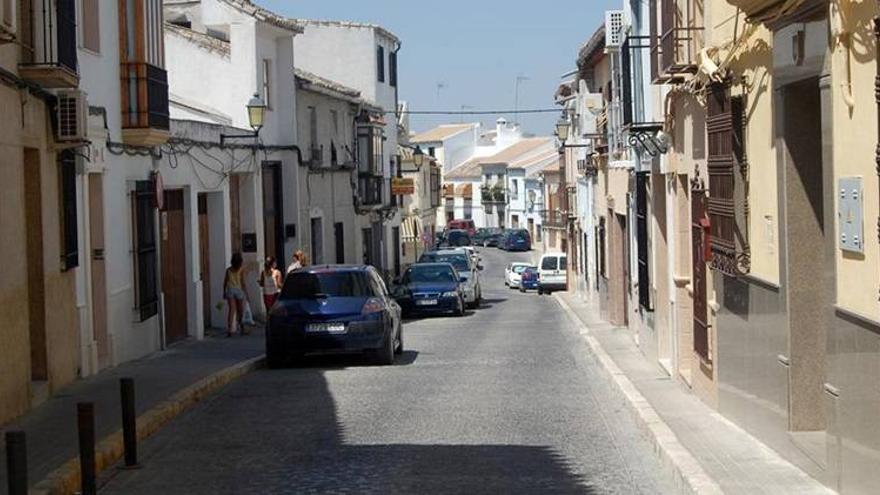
top-left (412, 145), bottom-right (426, 169)
top-left (555, 118), bottom-right (571, 143)
top-left (221, 93), bottom-right (268, 146)
top-left (247, 93), bottom-right (267, 132)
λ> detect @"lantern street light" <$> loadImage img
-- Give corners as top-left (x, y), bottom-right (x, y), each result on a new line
top-left (221, 93), bottom-right (268, 146)
top-left (412, 145), bottom-right (426, 169)
top-left (246, 93), bottom-right (267, 132)
top-left (555, 118), bottom-right (571, 143)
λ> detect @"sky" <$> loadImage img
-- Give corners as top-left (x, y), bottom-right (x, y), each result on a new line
top-left (255, 0), bottom-right (618, 136)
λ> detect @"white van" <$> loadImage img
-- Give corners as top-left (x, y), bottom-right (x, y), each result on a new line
top-left (537, 253), bottom-right (567, 295)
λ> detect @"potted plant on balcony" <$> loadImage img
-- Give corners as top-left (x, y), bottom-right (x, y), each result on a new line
top-left (480, 185), bottom-right (493, 203)
top-left (491, 184), bottom-right (505, 203)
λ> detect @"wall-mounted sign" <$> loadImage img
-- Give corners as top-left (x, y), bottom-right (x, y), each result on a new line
top-left (241, 233), bottom-right (257, 253)
top-left (391, 177), bottom-right (415, 196)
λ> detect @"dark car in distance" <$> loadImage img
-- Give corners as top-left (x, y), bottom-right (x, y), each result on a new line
top-left (501, 229), bottom-right (531, 251)
top-left (266, 265), bottom-right (402, 368)
top-left (392, 263), bottom-right (466, 317)
top-left (435, 229), bottom-right (472, 248)
top-left (474, 227), bottom-right (503, 247)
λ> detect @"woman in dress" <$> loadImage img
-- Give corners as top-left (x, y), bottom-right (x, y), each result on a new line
top-left (259, 256), bottom-right (283, 313)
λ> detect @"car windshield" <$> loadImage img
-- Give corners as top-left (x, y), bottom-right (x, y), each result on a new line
top-left (280, 271), bottom-right (374, 299)
top-left (404, 265), bottom-right (456, 284)
top-left (420, 253), bottom-right (470, 272)
top-left (512, 265), bottom-right (531, 274)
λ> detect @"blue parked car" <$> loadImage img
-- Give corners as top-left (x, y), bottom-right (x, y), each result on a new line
top-left (502, 229), bottom-right (531, 251)
top-left (519, 267), bottom-right (539, 292)
top-left (392, 263), bottom-right (466, 317)
top-left (266, 265), bottom-right (402, 368)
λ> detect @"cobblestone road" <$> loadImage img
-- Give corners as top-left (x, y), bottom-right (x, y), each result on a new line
top-left (99, 249), bottom-right (675, 494)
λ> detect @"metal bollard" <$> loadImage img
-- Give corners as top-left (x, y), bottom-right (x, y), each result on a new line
top-left (77, 402), bottom-right (96, 495)
top-left (5, 430), bottom-right (27, 495)
top-left (120, 378), bottom-right (139, 468)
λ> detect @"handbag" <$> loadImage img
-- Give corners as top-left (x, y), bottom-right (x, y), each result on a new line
top-left (241, 300), bottom-right (256, 326)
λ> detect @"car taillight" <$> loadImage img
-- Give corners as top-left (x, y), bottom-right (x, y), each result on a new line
top-left (362, 297), bottom-right (385, 315)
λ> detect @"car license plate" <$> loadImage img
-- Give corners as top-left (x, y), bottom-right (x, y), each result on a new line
top-left (306, 323), bottom-right (346, 333)
top-left (416, 299), bottom-right (438, 306)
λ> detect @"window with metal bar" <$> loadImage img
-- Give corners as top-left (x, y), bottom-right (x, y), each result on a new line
top-left (59, 150), bottom-right (78, 271)
top-left (132, 180), bottom-right (158, 321)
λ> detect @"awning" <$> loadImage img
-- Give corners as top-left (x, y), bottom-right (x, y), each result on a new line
top-left (727, 0), bottom-right (824, 26)
top-left (402, 216), bottom-right (423, 242)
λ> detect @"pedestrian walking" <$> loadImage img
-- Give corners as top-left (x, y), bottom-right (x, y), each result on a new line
top-left (223, 253), bottom-right (246, 337)
top-left (259, 256), bottom-right (283, 312)
top-left (287, 250), bottom-right (307, 274)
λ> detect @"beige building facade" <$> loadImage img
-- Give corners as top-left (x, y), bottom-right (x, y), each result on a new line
top-left (0, 27), bottom-right (81, 425)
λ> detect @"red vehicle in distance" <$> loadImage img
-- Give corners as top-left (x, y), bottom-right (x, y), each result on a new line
top-left (446, 219), bottom-right (476, 237)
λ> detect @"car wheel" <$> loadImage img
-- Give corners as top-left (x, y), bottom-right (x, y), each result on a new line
top-left (519, 286), bottom-right (525, 293)
top-left (537, 287), bottom-right (544, 295)
top-left (375, 330), bottom-right (395, 365)
top-left (455, 298), bottom-right (465, 317)
top-left (394, 324), bottom-right (404, 355)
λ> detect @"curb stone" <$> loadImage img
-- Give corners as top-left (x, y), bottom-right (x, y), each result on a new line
top-left (30, 355), bottom-right (266, 495)
top-left (553, 294), bottom-right (724, 495)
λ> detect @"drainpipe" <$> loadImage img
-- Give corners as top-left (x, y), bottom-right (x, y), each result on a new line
top-left (832, 0), bottom-right (855, 110)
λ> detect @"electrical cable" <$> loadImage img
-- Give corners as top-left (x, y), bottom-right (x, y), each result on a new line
top-left (388, 108), bottom-right (561, 115)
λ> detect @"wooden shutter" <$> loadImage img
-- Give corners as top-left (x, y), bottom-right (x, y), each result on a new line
top-left (81, 0), bottom-right (100, 52)
top-left (134, 180), bottom-right (158, 321)
top-left (377, 46), bottom-right (385, 83)
top-left (621, 37), bottom-right (633, 126)
top-left (706, 82), bottom-right (738, 276)
top-left (636, 172), bottom-right (651, 310)
top-left (389, 51), bottom-right (397, 87)
top-left (59, 150), bottom-right (79, 271)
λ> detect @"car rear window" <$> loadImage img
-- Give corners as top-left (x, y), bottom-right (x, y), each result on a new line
top-left (512, 265), bottom-right (530, 274)
top-left (420, 253), bottom-right (470, 272)
top-left (445, 231), bottom-right (471, 246)
top-left (560, 256), bottom-right (568, 270)
top-left (281, 272), bottom-right (374, 299)
top-left (541, 257), bottom-right (558, 270)
top-left (405, 265), bottom-right (456, 284)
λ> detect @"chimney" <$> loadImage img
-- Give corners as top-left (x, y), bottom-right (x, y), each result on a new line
top-left (496, 117), bottom-right (507, 137)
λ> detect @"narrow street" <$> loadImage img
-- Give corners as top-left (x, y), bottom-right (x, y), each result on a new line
top-left (98, 249), bottom-right (674, 494)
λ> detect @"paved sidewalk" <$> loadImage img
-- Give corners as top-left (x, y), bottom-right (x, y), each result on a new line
top-left (555, 292), bottom-right (833, 495)
top-left (0, 330), bottom-right (264, 491)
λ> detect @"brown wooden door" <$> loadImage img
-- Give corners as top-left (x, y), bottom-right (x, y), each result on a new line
top-left (198, 194), bottom-right (210, 329)
top-left (161, 190), bottom-right (188, 344)
top-left (88, 174), bottom-right (110, 369)
top-left (692, 184), bottom-right (710, 362)
top-left (262, 162), bottom-right (283, 262)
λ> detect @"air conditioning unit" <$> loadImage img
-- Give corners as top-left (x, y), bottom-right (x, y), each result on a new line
top-left (56, 90), bottom-right (88, 143)
top-left (605, 11), bottom-right (625, 49)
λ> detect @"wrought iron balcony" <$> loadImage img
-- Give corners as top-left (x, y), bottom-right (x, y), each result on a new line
top-left (121, 62), bottom-right (170, 145)
top-left (650, 0), bottom-right (703, 84)
top-left (541, 209), bottom-right (566, 228)
top-left (18, 0), bottom-right (78, 88)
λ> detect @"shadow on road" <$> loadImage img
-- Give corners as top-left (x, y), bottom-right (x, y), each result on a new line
top-left (100, 354), bottom-right (596, 495)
